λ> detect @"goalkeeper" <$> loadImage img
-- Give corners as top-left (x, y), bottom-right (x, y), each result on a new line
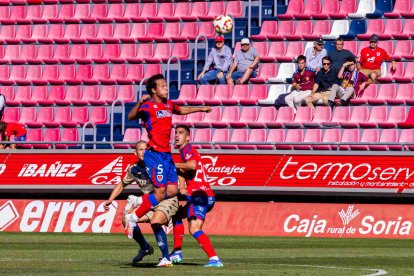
top-left (104, 140), bottom-right (178, 267)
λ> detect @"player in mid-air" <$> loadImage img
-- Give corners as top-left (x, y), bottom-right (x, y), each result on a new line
top-left (125, 74), bottom-right (211, 266)
top-left (169, 125), bottom-right (223, 267)
top-left (104, 141), bottom-right (179, 267)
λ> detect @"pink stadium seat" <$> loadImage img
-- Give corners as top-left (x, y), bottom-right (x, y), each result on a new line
top-left (187, 85), bottom-right (213, 105)
top-left (61, 24), bottom-right (81, 43)
top-left (3, 107), bottom-right (19, 123)
top-left (268, 21), bottom-right (295, 40)
top-left (398, 107), bottom-right (414, 128)
top-left (401, 3), bottom-right (414, 18)
top-left (390, 130), bottom-right (413, 150)
top-left (314, 0), bottom-right (338, 19)
top-left (192, 128), bottom-right (212, 149)
top-left (102, 44), bottom-right (121, 63)
top-left (56, 128), bottom-right (79, 149)
top-left (297, 129), bottom-right (323, 150)
top-left (26, 5), bottom-right (44, 24)
top-left (393, 19), bottom-right (414, 40)
top-left (73, 85), bottom-right (98, 105)
top-left (143, 64), bottom-right (162, 79)
top-left (145, 43), bottom-right (171, 63)
top-left (339, 129), bottom-right (360, 150)
top-left (357, 20), bottom-right (385, 40)
top-left (18, 128), bottom-right (42, 149)
top-left (221, 85), bottom-right (248, 105)
top-left (380, 19), bottom-right (403, 40)
top-left (295, 0), bottom-right (322, 19)
top-left (28, 86), bottom-right (47, 106)
top-left (0, 26), bottom-right (16, 44)
top-left (377, 62), bottom-right (404, 83)
top-left (199, 2), bottom-right (225, 21)
top-left (323, 106), bottom-right (351, 127)
top-left (388, 83), bottom-right (414, 105)
top-left (3, 45), bottom-right (21, 64)
top-left (18, 107), bottom-right (36, 126)
top-left (14, 86), bottom-right (33, 106)
top-left (140, 3), bottom-right (158, 21)
top-left (155, 22), bottom-right (181, 43)
top-left (229, 129), bottom-right (252, 150)
top-left (394, 62), bottom-right (414, 82)
top-left (138, 23), bottom-right (163, 43)
top-left (285, 106), bottom-right (313, 128)
top-left (302, 20), bottom-right (331, 40)
top-left (0, 46), bottom-right (4, 64)
top-left (259, 42), bottom-right (286, 63)
top-left (378, 106), bottom-right (406, 128)
top-left (174, 85), bottom-right (196, 105)
top-left (0, 87), bottom-right (15, 107)
top-left (303, 106), bottom-right (332, 128)
top-left (340, 106), bottom-right (369, 128)
top-left (230, 107), bottom-right (259, 128)
top-left (182, 2), bottom-right (208, 21)
top-left (368, 84), bottom-right (396, 105)
top-left (178, 22), bottom-right (199, 41)
top-left (278, 0), bottom-right (304, 20)
top-left (114, 128), bottom-right (141, 149)
top-left (212, 106), bottom-right (240, 128)
top-left (254, 42), bottom-right (269, 61)
top-left (350, 129), bottom-right (379, 151)
top-left (42, 5), bottom-right (59, 23)
top-left (31, 107), bottom-right (53, 128)
top-left (136, 43), bottom-right (154, 62)
top-left (15, 25), bottom-right (35, 44)
top-left (193, 107), bottom-right (222, 128)
top-left (65, 44), bottom-right (86, 64)
top-left (32, 45), bottom-right (52, 64)
top-left (123, 4), bottom-right (143, 22)
top-left (10, 6), bottom-right (27, 24)
top-left (90, 85), bottom-right (116, 105)
top-left (149, 3), bottom-right (174, 22)
top-left (370, 129), bottom-right (398, 151)
top-left (313, 129), bottom-right (341, 150)
top-left (10, 65), bottom-right (28, 85)
top-left (330, 0), bottom-right (357, 19)
top-left (80, 24), bottom-right (99, 43)
top-left (112, 23), bottom-right (132, 43)
top-left (107, 3), bottom-right (125, 22)
top-left (84, 44), bottom-right (106, 64)
top-left (117, 85), bottom-right (135, 103)
top-left (256, 129), bottom-right (284, 150)
top-left (112, 44), bottom-right (139, 63)
top-left (44, 24), bottom-right (65, 44)
top-left (350, 84), bottom-right (378, 105)
top-left (251, 21), bottom-right (277, 41)
top-left (95, 24), bottom-right (116, 43)
top-left (165, 2), bottom-right (191, 22)
top-left (240, 85), bottom-right (267, 105)
top-left (285, 20), bottom-right (313, 40)
top-left (250, 63), bottom-right (278, 83)
top-left (198, 22), bottom-right (216, 39)
top-left (171, 42), bottom-right (189, 60)
top-left (0, 6), bottom-right (11, 24)
top-left (42, 128), bottom-right (60, 149)
top-left (227, 1), bottom-right (243, 18)
top-left (124, 64), bottom-right (145, 84)
top-left (89, 106), bottom-right (107, 124)
top-left (38, 86), bottom-right (65, 106)
top-left (62, 107), bottom-right (89, 127)
top-left (204, 85), bottom-right (232, 105)
top-left (391, 41), bottom-right (413, 60)
top-left (385, 0), bottom-right (411, 18)
top-left (66, 64), bottom-right (91, 85)
top-left (111, 64), bottom-right (128, 84)
top-left (359, 106), bottom-right (388, 128)
top-left (343, 41), bottom-right (358, 56)
top-left (56, 86), bottom-right (80, 106)
top-left (276, 129), bottom-right (303, 150)
top-left (51, 45), bottom-right (69, 64)
top-left (57, 4), bottom-right (75, 23)
top-left (88, 64), bottom-right (111, 85)
top-left (88, 3), bottom-right (109, 23)
top-left (70, 4), bottom-right (91, 23)
top-left (247, 106), bottom-right (277, 128)
top-left (243, 129), bottom-right (266, 150)
top-left (180, 112), bottom-right (204, 128)
top-left (0, 65), bottom-right (13, 85)
top-left (268, 106), bottom-right (295, 128)
top-left (277, 41), bottom-right (304, 62)
top-left (21, 45), bottom-right (38, 64)
top-left (213, 129), bottom-right (232, 150)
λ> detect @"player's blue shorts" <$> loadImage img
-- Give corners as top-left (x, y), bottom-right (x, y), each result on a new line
top-left (186, 194), bottom-right (215, 221)
top-left (14, 134), bottom-right (27, 142)
top-left (144, 149), bottom-right (178, 188)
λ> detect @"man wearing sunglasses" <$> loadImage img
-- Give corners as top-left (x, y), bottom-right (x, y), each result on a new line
top-left (198, 36), bottom-right (232, 85)
top-left (328, 57), bottom-right (369, 108)
top-left (358, 34), bottom-right (396, 83)
top-left (305, 56), bottom-right (337, 112)
top-left (305, 39), bottom-right (328, 72)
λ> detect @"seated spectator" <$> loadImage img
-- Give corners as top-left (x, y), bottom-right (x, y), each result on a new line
top-left (285, 55), bottom-right (316, 112)
top-left (0, 122), bottom-right (27, 149)
top-left (328, 57), bottom-right (369, 107)
top-left (198, 36), bottom-right (232, 85)
top-left (226, 38), bottom-right (260, 86)
top-left (0, 93), bottom-right (4, 120)
top-left (328, 38), bottom-right (356, 74)
top-left (358, 34), bottom-right (396, 83)
top-left (305, 56), bottom-right (337, 112)
top-left (304, 39), bottom-right (327, 72)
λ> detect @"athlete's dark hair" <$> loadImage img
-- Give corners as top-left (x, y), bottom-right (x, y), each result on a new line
top-left (175, 124), bottom-right (190, 135)
top-left (296, 55), bottom-right (306, 63)
top-left (0, 121), bottom-right (6, 141)
top-left (146, 74), bottom-right (165, 95)
top-left (346, 56), bottom-right (356, 63)
top-left (322, 56), bottom-right (331, 63)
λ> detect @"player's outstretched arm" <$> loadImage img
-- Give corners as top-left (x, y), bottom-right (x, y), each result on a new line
top-left (104, 182), bottom-right (124, 210)
top-left (128, 94), bottom-right (151, 121)
top-left (178, 106), bottom-right (211, 115)
top-left (175, 160), bottom-right (196, 171)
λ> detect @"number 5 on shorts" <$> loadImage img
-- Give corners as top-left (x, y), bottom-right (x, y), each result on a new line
top-left (157, 164), bottom-right (163, 182)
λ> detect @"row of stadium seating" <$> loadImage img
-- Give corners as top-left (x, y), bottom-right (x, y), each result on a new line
top-left (0, 2), bottom-right (244, 24)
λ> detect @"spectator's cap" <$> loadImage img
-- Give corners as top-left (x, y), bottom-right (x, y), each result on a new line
top-left (315, 39), bottom-right (324, 45)
top-left (241, 38), bottom-right (251, 45)
top-left (369, 34), bottom-right (379, 42)
top-left (215, 36), bottom-right (224, 42)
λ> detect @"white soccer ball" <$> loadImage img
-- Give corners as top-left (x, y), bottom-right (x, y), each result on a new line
top-left (213, 14), bottom-right (234, 35)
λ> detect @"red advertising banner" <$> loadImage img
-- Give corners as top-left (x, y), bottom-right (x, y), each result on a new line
top-left (1, 153), bottom-right (414, 192)
top-left (2, 199), bottom-right (414, 239)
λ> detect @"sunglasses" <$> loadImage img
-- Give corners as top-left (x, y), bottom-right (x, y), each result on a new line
top-left (323, 63), bottom-right (331, 65)
top-left (370, 41), bottom-right (377, 43)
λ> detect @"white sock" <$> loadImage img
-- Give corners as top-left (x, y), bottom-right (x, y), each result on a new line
top-left (210, 256), bottom-right (219, 261)
top-left (131, 213), bottom-right (139, 222)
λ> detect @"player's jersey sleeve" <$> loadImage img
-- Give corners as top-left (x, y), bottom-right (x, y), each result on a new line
top-left (138, 103), bottom-right (151, 124)
top-left (171, 101), bottom-right (181, 115)
top-left (121, 169), bottom-right (135, 187)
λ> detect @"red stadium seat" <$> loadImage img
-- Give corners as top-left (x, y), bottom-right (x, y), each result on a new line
top-left (114, 128), bottom-right (141, 149)
top-left (43, 5), bottom-right (59, 23)
top-left (57, 86), bottom-right (81, 106)
top-left (176, 22), bottom-right (199, 41)
top-left (62, 107), bottom-right (89, 127)
top-left (90, 85), bottom-right (116, 105)
top-left (4, 45), bottom-right (21, 64)
top-left (173, 85), bottom-right (196, 105)
top-left (21, 45), bottom-right (38, 64)
top-left (302, 20), bottom-right (331, 40)
top-left (340, 106), bottom-right (370, 128)
top-left (15, 25), bottom-right (34, 44)
top-left (377, 62), bottom-right (404, 83)
top-left (313, 129), bottom-right (341, 150)
top-left (350, 84), bottom-right (378, 105)
top-left (393, 19), bottom-right (414, 40)
top-left (394, 62), bottom-right (414, 82)
top-left (301, 129), bottom-right (323, 150)
top-left (140, 3), bottom-right (158, 21)
top-left (240, 84), bottom-right (267, 105)
top-left (123, 4), bottom-right (143, 23)
top-left (56, 128), bottom-right (79, 149)
top-left (277, 41), bottom-right (304, 62)
top-left (198, 22), bottom-right (216, 39)
top-left (391, 41), bottom-right (412, 60)
top-left (351, 129), bottom-right (379, 151)
top-left (199, 2), bottom-right (225, 21)
top-left (103, 44), bottom-right (121, 63)
top-left (244, 129), bottom-right (266, 150)
top-left (71, 4), bottom-right (91, 23)
top-left (15, 86), bottom-right (33, 106)
top-left (112, 44), bottom-right (138, 63)
top-left (330, 0), bottom-right (357, 19)
top-left (44, 24), bottom-right (65, 43)
top-left (11, 6), bottom-right (27, 24)
top-left (388, 83), bottom-right (414, 105)
top-left (188, 85), bottom-right (214, 105)
top-left (230, 107), bottom-right (259, 128)
top-left (43, 128), bottom-right (60, 148)
top-left (40, 86), bottom-right (65, 106)
top-left (380, 19), bottom-right (403, 40)
top-left (278, 0), bottom-right (304, 20)
top-left (26, 5), bottom-right (44, 24)
top-left (79, 24), bottom-right (99, 43)
top-left (277, 129), bottom-right (304, 150)
top-left (285, 20), bottom-right (313, 40)
top-left (378, 106), bottom-right (406, 128)
top-left (30, 86), bottom-right (48, 106)
top-left (90, 106), bottom-right (108, 124)
top-left (204, 85), bottom-right (232, 106)
top-left (268, 106), bottom-right (295, 128)
top-left (303, 106), bottom-right (332, 128)
top-left (212, 129), bottom-right (231, 149)
top-left (193, 107), bottom-right (222, 128)
top-left (138, 23), bottom-right (163, 42)
top-left (397, 107), bottom-right (414, 128)
top-left (181, 112), bottom-right (205, 128)
top-left (296, 0), bottom-right (322, 19)
top-left (222, 85), bottom-right (249, 105)
top-left (172, 42), bottom-right (189, 60)
top-left (165, 2), bottom-right (191, 22)
top-left (225, 129), bottom-right (249, 150)
top-left (258, 42), bottom-right (285, 63)
top-left (149, 3), bottom-right (174, 22)
top-left (18, 128), bottom-right (42, 149)
top-left (357, 19), bottom-right (385, 40)
top-left (250, 63), bottom-right (278, 83)
top-left (368, 83), bottom-right (396, 105)
top-left (359, 106), bottom-right (388, 128)
top-left (227, 1), bottom-right (243, 18)
top-left (0, 26), bottom-right (16, 44)
top-left (155, 22), bottom-right (181, 43)
top-left (248, 106), bottom-right (277, 128)
top-left (0, 87), bottom-right (15, 107)
top-left (251, 21), bottom-right (277, 41)
top-left (285, 106), bottom-right (313, 128)
top-left (192, 128), bottom-right (212, 149)
top-left (323, 106), bottom-right (350, 127)
top-left (57, 4), bottom-right (75, 23)
top-left (392, 129), bottom-right (414, 151)
top-left (117, 85), bottom-right (135, 103)
top-left (182, 2), bottom-right (208, 21)
top-left (339, 129), bottom-right (360, 150)
top-left (370, 129), bottom-right (399, 151)
top-left (401, 2), bottom-right (414, 18)
top-left (89, 3), bottom-right (109, 23)
top-left (61, 24), bottom-right (81, 43)
top-left (3, 107), bottom-right (20, 122)
top-left (144, 64), bottom-right (162, 79)
top-left (385, 0), bottom-right (411, 18)
top-left (257, 129), bottom-right (285, 150)
top-left (107, 3), bottom-right (125, 23)
top-left (10, 65), bottom-right (29, 85)
top-left (268, 21), bottom-right (295, 40)
top-left (146, 43), bottom-right (171, 63)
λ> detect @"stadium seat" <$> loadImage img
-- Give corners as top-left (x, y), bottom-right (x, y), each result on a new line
top-left (254, 42), bottom-right (269, 61)
top-left (0, 6), bottom-right (12, 24)
top-left (340, 106), bottom-right (369, 128)
top-left (31, 25), bottom-right (49, 44)
top-left (384, 0), bottom-right (410, 18)
top-left (41, 5), bottom-right (58, 23)
top-left (367, 83), bottom-right (395, 105)
top-left (303, 106), bottom-right (332, 128)
top-left (323, 106), bottom-right (350, 127)
top-left (377, 62), bottom-right (404, 83)
top-left (0, 26), bottom-right (16, 44)
top-left (193, 107), bottom-right (222, 128)
top-left (212, 129), bottom-right (231, 149)
top-left (174, 84), bottom-right (196, 105)
top-left (145, 43), bottom-right (171, 63)
top-left (359, 106), bottom-right (388, 128)
top-left (278, 0), bottom-right (304, 20)
top-left (199, 2), bottom-right (225, 21)
top-left (277, 41), bottom-right (304, 62)
top-left (175, 22), bottom-right (199, 41)
top-left (250, 63), bottom-right (278, 83)
top-left (295, 0), bottom-right (322, 19)
top-left (42, 128), bottom-right (60, 148)
top-left (338, 129), bottom-right (360, 150)
top-left (350, 129), bottom-right (379, 150)
top-left (277, 129), bottom-right (303, 150)
top-left (340, 19), bottom-right (367, 39)
top-left (140, 3), bottom-right (158, 22)
top-left (112, 44), bottom-right (138, 63)
top-left (397, 107), bottom-right (414, 128)
top-left (0, 87), bottom-right (15, 108)
top-left (212, 106), bottom-right (240, 128)
top-left (192, 128), bottom-right (212, 149)
top-left (114, 128), bottom-right (140, 149)
top-left (26, 5), bottom-right (44, 24)
top-left (17, 24), bottom-right (35, 44)
top-left (257, 129), bottom-right (285, 150)
top-left (370, 129), bottom-right (398, 151)
top-left (313, 0), bottom-right (338, 19)
top-left (117, 85), bottom-right (135, 103)
top-left (33, 107), bottom-right (54, 128)
top-left (14, 86), bottom-right (33, 106)
top-left (57, 4), bottom-right (75, 23)
top-left (401, 3), bottom-right (414, 18)
top-left (286, 20), bottom-right (313, 40)
top-left (322, 20), bottom-right (350, 39)
top-left (38, 86), bottom-right (64, 106)
top-left (165, 2), bottom-right (191, 22)
top-left (240, 85), bottom-right (267, 105)
top-left (258, 42), bottom-right (285, 63)
top-left (29, 86), bottom-right (48, 106)
top-left (251, 21), bottom-right (277, 41)
top-left (222, 129), bottom-right (247, 150)
top-left (380, 19), bottom-right (404, 39)
top-left (205, 85), bottom-right (232, 105)
top-left (220, 85), bottom-right (248, 105)
top-left (155, 22), bottom-right (180, 42)
top-left (187, 85), bottom-right (214, 105)
top-left (57, 128), bottom-right (79, 149)
top-left (313, 129), bottom-right (341, 150)
top-left (258, 84), bottom-right (287, 105)
top-left (18, 107), bottom-right (36, 126)
top-left (330, 0), bottom-right (357, 18)
top-left (10, 65), bottom-right (28, 85)
top-left (296, 129), bottom-right (323, 150)
top-left (89, 106), bottom-right (108, 124)
top-left (117, 64), bottom-right (145, 84)
top-left (350, 84), bottom-right (378, 105)
top-left (285, 106), bottom-right (313, 128)
top-left (268, 21), bottom-right (295, 40)
top-left (378, 106), bottom-right (406, 128)
top-left (17, 45), bottom-right (37, 65)
top-left (42, 24), bottom-right (64, 43)
top-left (112, 23), bottom-right (131, 43)
top-left (4, 45), bottom-right (21, 64)
top-left (388, 83), bottom-right (414, 105)
top-left (268, 63), bottom-right (296, 83)
top-left (390, 129), bottom-right (414, 151)
top-left (137, 43), bottom-right (155, 62)
top-left (90, 85), bottom-right (117, 105)
top-left (357, 19), bottom-right (384, 40)
top-left (77, 86), bottom-right (100, 105)
top-left (181, 112), bottom-right (205, 127)
top-left (243, 129), bottom-right (266, 150)
top-left (302, 20), bottom-right (331, 40)
top-left (392, 40), bottom-right (413, 60)
top-left (95, 24), bottom-right (116, 43)
top-left (61, 107), bottom-right (89, 127)
top-left (102, 44), bottom-right (121, 63)
top-left (230, 107), bottom-right (259, 128)
top-left (2, 107), bottom-right (19, 123)
top-left (227, 1), bottom-right (243, 18)
top-left (394, 62), bottom-right (414, 82)
top-left (150, 3), bottom-right (176, 22)
top-left (18, 128), bottom-right (41, 149)
top-left (348, 0), bottom-right (375, 18)
top-left (268, 106), bottom-right (295, 128)
top-left (107, 3), bottom-right (125, 22)
top-left (182, 2), bottom-right (208, 21)
top-left (248, 106), bottom-right (277, 128)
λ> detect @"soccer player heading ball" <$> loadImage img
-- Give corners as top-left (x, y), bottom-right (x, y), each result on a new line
top-left (126, 74), bottom-right (211, 263)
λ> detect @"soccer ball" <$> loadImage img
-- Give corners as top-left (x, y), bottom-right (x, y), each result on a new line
top-left (213, 15), bottom-right (234, 35)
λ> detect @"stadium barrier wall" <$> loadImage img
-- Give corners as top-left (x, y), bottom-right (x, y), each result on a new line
top-left (1, 150), bottom-right (414, 195)
top-left (1, 199), bottom-right (414, 239)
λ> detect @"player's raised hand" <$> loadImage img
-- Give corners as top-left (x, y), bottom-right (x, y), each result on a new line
top-left (202, 106), bottom-right (212, 113)
top-left (139, 94), bottom-right (151, 104)
top-left (103, 200), bottom-right (112, 210)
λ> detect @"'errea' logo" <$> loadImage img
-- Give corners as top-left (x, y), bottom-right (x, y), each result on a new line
top-left (90, 157), bottom-right (124, 185)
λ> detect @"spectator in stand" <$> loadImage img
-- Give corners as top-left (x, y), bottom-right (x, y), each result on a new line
top-left (0, 122), bottom-right (27, 149)
top-left (0, 93), bottom-right (5, 120)
top-left (305, 56), bottom-right (337, 112)
top-left (328, 38), bottom-right (356, 74)
top-left (304, 39), bottom-right (327, 72)
top-left (358, 34), bottom-right (396, 83)
top-left (226, 38), bottom-right (260, 86)
top-left (198, 36), bottom-right (232, 85)
top-left (285, 55), bottom-right (316, 112)
top-left (328, 57), bottom-right (370, 107)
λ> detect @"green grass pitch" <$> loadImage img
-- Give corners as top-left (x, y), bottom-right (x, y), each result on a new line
top-left (1, 233), bottom-right (414, 275)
